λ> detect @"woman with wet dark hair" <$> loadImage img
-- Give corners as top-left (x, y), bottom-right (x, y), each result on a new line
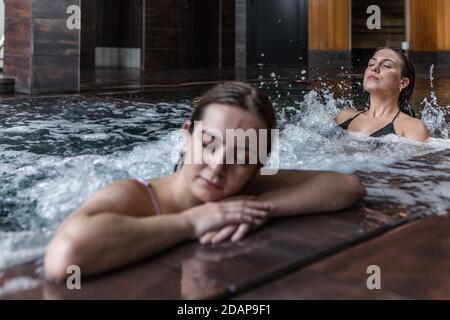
top-left (336, 47), bottom-right (429, 142)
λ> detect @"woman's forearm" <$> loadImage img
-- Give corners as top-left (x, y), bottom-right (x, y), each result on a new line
top-left (44, 213), bottom-right (193, 280)
top-left (257, 172), bottom-right (366, 218)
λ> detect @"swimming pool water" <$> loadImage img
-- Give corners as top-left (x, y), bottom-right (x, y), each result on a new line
top-left (0, 86), bottom-right (449, 272)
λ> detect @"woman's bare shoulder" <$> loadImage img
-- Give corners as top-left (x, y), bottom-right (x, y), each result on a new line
top-left (335, 108), bottom-right (360, 124)
top-left (73, 179), bottom-right (156, 218)
top-left (396, 113), bottom-right (430, 142)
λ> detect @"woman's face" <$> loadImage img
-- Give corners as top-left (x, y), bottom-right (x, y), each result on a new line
top-left (181, 104), bottom-right (268, 202)
top-left (363, 48), bottom-right (409, 95)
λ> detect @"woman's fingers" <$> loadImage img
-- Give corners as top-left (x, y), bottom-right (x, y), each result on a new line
top-left (250, 218), bottom-right (268, 228)
top-left (219, 202), bottom-right (269, 226)
top-left (211, 225), bottom-right (238, 244)
top-left (199, 231), bottom-right (217, 244)
top-left (231, 223), bottom-right (251, 242)
top-left (222, 200), bottom-right (271, 215)
top-left (186, 199), bottom-right (271, 238)
top-left (242, 207), bottom-right (269, 219)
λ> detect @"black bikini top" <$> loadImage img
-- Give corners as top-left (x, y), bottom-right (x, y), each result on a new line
top-left (339, 110), bottom-right (401, 137)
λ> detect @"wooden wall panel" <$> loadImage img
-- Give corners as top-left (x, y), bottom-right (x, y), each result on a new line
top-left (4, 0), bottom-right (32, 17)
top-left (143, 0), bottom-right (234, 70)
top-left (409, 0), bottom-right (450, 51)
top-left (409, 0), bottom-right (438, 51)
top-left (308, 0), bottom-right (350, 50)
top-left (4, 0), bottom-right (80, 93)
top-left (437, 0), bottom-right (450, 50)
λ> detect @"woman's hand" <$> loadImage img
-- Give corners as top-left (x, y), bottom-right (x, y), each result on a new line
top-left (181, 197), bottom-right (270, 239)
top-left (198, 195), bottom-right (271, 245)
top-left (199, 218), bottom-right (268, 245)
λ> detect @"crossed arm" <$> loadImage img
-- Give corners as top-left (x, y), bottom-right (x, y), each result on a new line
top-left (200, 170), bottom-right (366, 244)
top-left (44, 170), bottom-right (366, 281)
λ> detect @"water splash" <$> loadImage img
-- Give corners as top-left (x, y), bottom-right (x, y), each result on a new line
top-left (421, 93), bottom-right (449, 139)
top-left (0, 276), bottom-right (40, 297)
top-left (430, 64), bottom-right (435, 88)
top-left (420, 64), bottom-right (449, 138)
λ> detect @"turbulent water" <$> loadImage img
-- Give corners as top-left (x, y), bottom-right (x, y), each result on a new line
top-left (0, 86), bottom-right (449, 273)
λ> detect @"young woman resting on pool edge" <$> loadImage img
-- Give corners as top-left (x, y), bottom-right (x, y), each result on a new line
top-left (44, 82), bottom-right (366, 281)
top-left (336, 47), bottom-right (429, 142)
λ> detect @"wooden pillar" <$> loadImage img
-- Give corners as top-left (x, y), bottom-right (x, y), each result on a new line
top-left (437, 0), bottom-right (450, 50)
top-left (408, 0), bottom-right (450, 66)
top-left (308, 0), bottom-right (350, 50)
top-left (3, 0), bottom-right (80, 94)
top-left (409, 0), bottom-right (450, 51)
top-left (408, 0), bottom-right (438, 51)
top-left (308, 0), bottom-right (350, 67)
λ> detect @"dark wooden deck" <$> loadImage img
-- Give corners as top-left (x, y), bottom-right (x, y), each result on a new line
top-left (1, 148), bottom-right (449, 300)
top-left (235, 216), bottom-right (450, 299)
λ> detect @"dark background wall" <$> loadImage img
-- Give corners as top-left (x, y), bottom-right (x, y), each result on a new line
top-left (351, 0), bottom-right (406, 66)
top-left (96, 0), bottom-right (142, 48)
top-left (143, 0), bottom-right (235, 70)
top-left (80, 0), bottom-right (235, 70)
top-left (81, 0), bottom-right (96, 70)
top-left (247, 0), bottom-right (308, 67)
top-left (352, 0), bottom-right (406, 49)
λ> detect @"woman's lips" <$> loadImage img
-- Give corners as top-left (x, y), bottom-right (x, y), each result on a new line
top-left (367, 75), bottom-right (379, 81)
top-left (199, 176), bottom-right (223, 189)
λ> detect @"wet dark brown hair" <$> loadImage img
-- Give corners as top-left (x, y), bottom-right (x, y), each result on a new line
top-left (174, 81), bottom-right (277, 171)
top-left (373, 47), bottom-right (416, 117)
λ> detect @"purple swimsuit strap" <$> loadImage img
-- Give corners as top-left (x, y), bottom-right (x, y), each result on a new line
top-left (134, 178), bottom-right (161, 216)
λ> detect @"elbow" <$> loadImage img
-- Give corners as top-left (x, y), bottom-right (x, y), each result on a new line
top-left (44, 223), bottom-right (86, 282)
top-left (44, 237), bottom-right (79, 282)
top-left (345, 174), bottom-right (367, 202)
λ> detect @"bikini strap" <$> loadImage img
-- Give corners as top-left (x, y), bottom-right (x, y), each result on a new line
top-left (134, 178), bottom-right (161, 216)
top-left (339, 111), bottom-right (365, 128)
top-left (351, 111), bottom-right (366, 120)
top-left (391, 109), bottom-right (401, 123)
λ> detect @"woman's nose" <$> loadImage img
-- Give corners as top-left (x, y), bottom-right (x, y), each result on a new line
top-left (209, 161), bottom-right (225, 177)
top-left (205, 148), bottom-right (226, 174)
